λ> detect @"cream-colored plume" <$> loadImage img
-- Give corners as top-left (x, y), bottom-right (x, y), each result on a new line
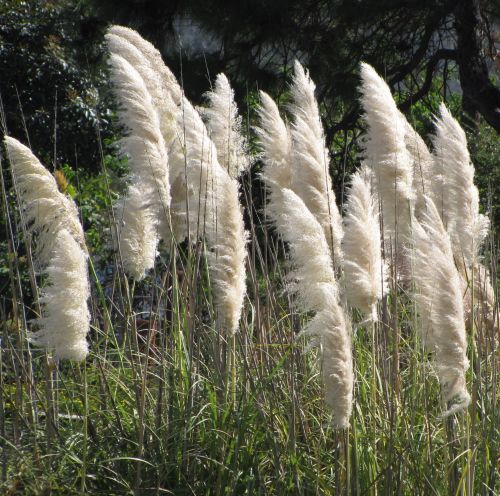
top-left (431, 103), bottom-right (489, 270)
top-left (432, 104), bottom-right (494, 336)
top-left (107, 25), bottom-right (182, 106)
top-left (203, 73), bottom-right (250, 179)
top-left (258, 102), bottom-right (352, 426)
top-left (403, 118), bottom-right (433, 217)
top-left (262, 183), bottom-right (353, 428)
top-left (170, 98), bottom-right (247, 334)
top-left (105, 30), bottom-right (178, 148)
top-left (255, 90), bottom-right (292, 189)
top-left (289, 61), bottom-right (343, 263)
top-left (4, 136), bottom-right (85, 264)
top-left (113, 185), bottom-right (158, 281)
top-left (32, 229), bottom-right (90, 361)
top-left (412, 197), bottom-right (470, 416)
top-left (5, 136), bottom-right (90, 360)
top-left (359, 63), bottom-right (413, 245)
top-left (343, 167), bottom-right (387, 320)
top-left (108, 53), bottom-right (171, 275)
top-left (461, 264), bottom-right (499, 336)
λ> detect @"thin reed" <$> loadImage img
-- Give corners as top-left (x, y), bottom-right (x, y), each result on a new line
top-left (0, 45), bottom-right (497, 496)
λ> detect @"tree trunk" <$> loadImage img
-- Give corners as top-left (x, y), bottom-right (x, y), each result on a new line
top-left (454, 0), bottom-right (500, 132)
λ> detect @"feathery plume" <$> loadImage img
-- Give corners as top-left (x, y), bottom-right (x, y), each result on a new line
top-left (343, 167), bottom-right (387, 320)
top-left (32, 229), bottom-right (90, 361)
top-left (359, 62), bottom-right (413, 244)
top-left (170, 98), bottom-right (247, 334)
top-left (263, 184), bottom-right (353, 428)
top-left (107, 25), bottom-right (182, 106)
top-left (113, 185), bottom-right (158, 281)
top-left (289, 61), bottom-right (343, 263)
top-left (412, 197), bottom-right (470, 416)
top-left (169, 97), bottom-right (217, 241)
top-left (4, 136), bottom-right (85, 264)
top-left (461, 264), bottom-right (499, 336)
top-left (105, 31), bottom-right (178, 147)
top-left (203, 73), bottom-right (250, 179)
top-left (4, 137), bottom-right (90, 360)
top-left (108, 53), bottom-right (171, 273)
top-left (431, 103), bottom-right (489, 269)
top-left (259, 103), bottom-right (352, 426)
top-left (403, 118), bottom-right (433, 217)
top-left (255, 90), bottom-right (292, 189)
top-left (208, 176), bottom-right (248, 335)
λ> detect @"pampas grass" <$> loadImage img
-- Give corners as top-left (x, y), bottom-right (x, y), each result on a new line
top-left (4, 136), bottom-right (89, 360)
top-left (343, 167), bottom-right (387, 320)
top-left (403, 118), bottom-right (433, 217)
top-left (107, 53), bottom-right (171, 275)
top-left (263, 183), bottom-right (353, 428)
top-left (4, 136), bottom-right (85, 265)
top-left (462, 264), bottom-right (499, 336)
top-left (359, 63), bottom-right (413, 245)
top-left (113, 185), bottom-right (159, 281)
top-left (105, 30), bottom-right (178, 148)
top-left (107, 25), bottom-right (182, 106)
top-left (412, 197), bottom-right (470, 416)
top-left (431, 104), bottom-right (495, 334)
top-left (431, 103), bottom-right (489, 270)
top-left (259, 92), bottom-right (352, 427)
top-left (255, 90), bottom-right (292, 189)
top-left (170, 98), bottom-right (247, 334)
top-left (471, 265), bottom-right (499, 334)
top-left (289, 61), bottom-right (343, 263)
top-left (2, 28), bottom-right (499, 494)
top-left (203, 73), bottom-right (250, 179)
top-left (32, 229), bottom-right (90, 361)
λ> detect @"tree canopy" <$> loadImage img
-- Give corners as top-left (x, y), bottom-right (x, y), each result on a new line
top-left (91, 0), bottom-right (500, 135)
top-left (0, 0), bottom-right (111, 170)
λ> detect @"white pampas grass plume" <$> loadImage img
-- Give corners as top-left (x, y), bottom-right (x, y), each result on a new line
top-left (105, 31), bottom-right (178, 147)
top-left (359, 63), bottom-right (413, 244)
top-left (108, 53), bottom-right (170, 209)
top-left (255, 91), bottom-right (292, 189)
top-left (412, 197), bottom-right (470, 416)
top-left (4, 136), bottom-right (85, 264)
top-left (263, 184), bottom-right (353, 428)
top-left (289, 61), bottom-right (343, 263)
top-left (170, 98), bottom-right (247, 334)
top-left (474, 266), bottom-right (499, 335)
top-left (403, 119), bottom-right (433, 216)
top-left (258, 88), bottom-right (352, 426)
top-left (108, 53), bottom-right (171, 273)
top-left (114, 185), bottom-right (158, 280)
top-left (208, 176), bottom-right (248, 335)
top-left (32, 229), bottom-right (90, 361)
top-left (107, 25), bottom-right (182, 106)
top-left (431, 103), bottom-right (489, 269)
top-left (203, 73), bottom-right (250, 179)
top-left (461, 264), bottom-right (499, 335)
top-left (343, 167), bottom-right (387, 320)
top-left (4, 137), bottom-right (90, 360)
top-left (169, 97), bottom-right (216, 241)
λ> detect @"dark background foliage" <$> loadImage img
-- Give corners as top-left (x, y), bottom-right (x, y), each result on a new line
top-left (0, 0), bottom-right (498, 229)
top-left (0, 0), bottom-right (112, 171)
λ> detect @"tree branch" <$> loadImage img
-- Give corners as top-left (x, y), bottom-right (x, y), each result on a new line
top-left (398, 48), bottom-right (457, 111)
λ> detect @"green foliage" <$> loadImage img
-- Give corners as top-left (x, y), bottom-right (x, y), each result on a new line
top-left (0, 0), bottom-right (112, 171)
top-left (58, 143), bottom-right (127, 257)
top-left (467, 122), bottom-right (500, 230)
top-left (0, 283), bottom-right (498, 494)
